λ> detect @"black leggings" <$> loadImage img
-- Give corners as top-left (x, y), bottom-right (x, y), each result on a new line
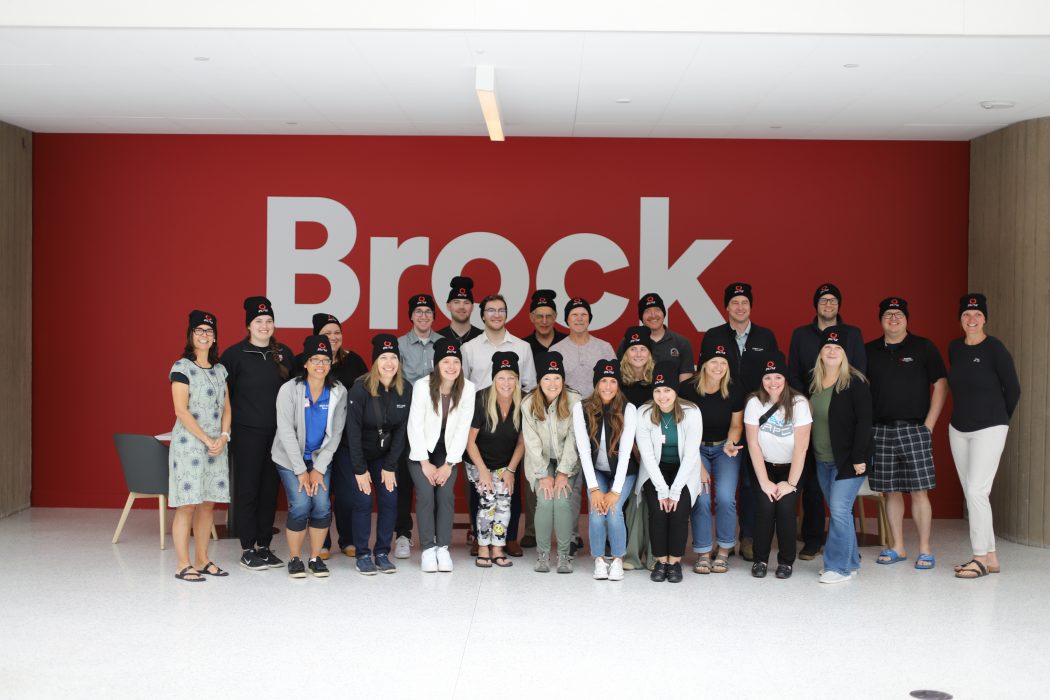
top-left (230, 424), bottom-right (279, 550)
top-left (753, 462), bottom-right (799, 566)
top-left (395, 449), bottom-right (414, 539)
top-left (643, 462), bottom-right (691, 558)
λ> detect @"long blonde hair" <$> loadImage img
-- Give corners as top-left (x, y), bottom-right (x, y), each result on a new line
top-left (364, 359), bottom-right (405, 397)
top-left (620, 352), bottom-right (654, 385)
top-left (483, 380), bottom-right (522, 432)
top-left (809, 353), bottom-right (867, 395)
top-left (526, 385), bottom-right (573, 422)
top-left (694, 359), bottom-right (731, 400)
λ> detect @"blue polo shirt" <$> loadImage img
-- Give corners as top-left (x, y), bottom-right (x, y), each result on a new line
top-left (303, 385), bottom-right (331, 461)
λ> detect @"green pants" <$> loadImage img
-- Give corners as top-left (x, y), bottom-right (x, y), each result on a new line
top-left (533, 471), bottom-right (579, 557)
top-left (623, 490), bottom-right (651, 569)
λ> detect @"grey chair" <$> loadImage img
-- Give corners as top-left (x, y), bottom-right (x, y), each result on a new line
top-left (112, 433), bottom-right (216, 549)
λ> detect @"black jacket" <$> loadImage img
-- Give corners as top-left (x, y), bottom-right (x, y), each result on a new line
top-left (345, 378), bottom-right (412, 474)
top-left (825, 379), bottom-right (873, 480)
top-left (702, 322), bottom-right (779, 394)
top-left (787, 319), bottom-right (866, 395)
top-left (219, 339), bottom-right (295, 429)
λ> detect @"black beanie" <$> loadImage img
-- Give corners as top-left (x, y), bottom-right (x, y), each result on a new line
top-left (879, 296), bottom-right (909, 320)
top-left (302, 335), bottom-right (332, 360)
top-left (813, 282), bottom-right (842, 309)
top-left (959, 293), bottom-right (988, 318)
top-left (724, 282), bottom-right (753, 308)
top-left (244, 296), bottom-right (274, 325)
top-left (622, 325), bottom-right (653, 352)
top-left (433, 338), bottom-right (462, 364)
top-left (491, 351), bottom-right (520, 378)
top-left (530, 289), bottom-right (557, 312)
top-left (698, 335), bottom-right (730, 366)
top-left (371, 333), bottom-right (399, 362)
top-left (637, 293), bottom-right (666, 320)
top-left (592, 358), bottom-right (621, 387)
top-left (820, 325), bottom-right (847, 349)
top-left (448, 276), bottom-right (475, 303)
top-left (188, 309), bottom-right (217, 336)
top-left (651, 361), bottom-right (680, 394)
top-left (760, 351), bottom-right (788, 376)
top-left (537, 351), bottom-right (565, 379)
top-left (407, 293), bottom-right (437, 318)
top-left (312, 312), bottom-right (341, 335)
top-left (564, 297), bottom-right (592, 323)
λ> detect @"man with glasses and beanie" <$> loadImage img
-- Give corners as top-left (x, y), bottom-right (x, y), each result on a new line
top-left (787, 282), bottom-right (866, 560)
top-left (524, 289), bottom-right (567, 374)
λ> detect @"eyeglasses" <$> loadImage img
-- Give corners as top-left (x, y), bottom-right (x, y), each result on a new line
top-left (817, 298), bottom-right (839, 306)
top-left (308, 358), bottom-right (332, 366)
top-left (484, 308), bottom-right (508, 316)
top-left (882, 312), bottom-right (905, 320)
top-left (412, 309), bottom-right (434, 317)
top-left (192, 328), bottom-right (216, 337)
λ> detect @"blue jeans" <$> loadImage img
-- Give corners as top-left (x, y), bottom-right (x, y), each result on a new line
top-left (815, 460), bottom-right (864, 576)
top-left (350, 459), bottom-right (398, 557)
top-left (588, 471), bottom-right (636, 558)
top-left (277, 464), bottom-right (332, 532)
top-left (691, 444), bottom-right (742, 553)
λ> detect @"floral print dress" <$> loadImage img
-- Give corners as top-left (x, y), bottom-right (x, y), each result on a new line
top-left (168, 358), bottom-right (231, 507)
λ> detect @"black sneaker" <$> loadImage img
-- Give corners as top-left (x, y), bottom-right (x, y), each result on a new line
top-left (775, 564), bottom-right (793, 579)
top-left (287, 557), bottom-right (306, 579)
top-left (240, 549), bottom-right (267, 571)
top-left (666, 562), bottom-right (684, 583)
top-left (650, 562), bottom-right (668, 582)
top-left (751, 562), bottom-right (768, 578)
top-left (308, 557), bottom-right (330, 578)
top-left (256, 547), bottom-right (284, 569)
top-left (798, 543), bottom-right (822, 561)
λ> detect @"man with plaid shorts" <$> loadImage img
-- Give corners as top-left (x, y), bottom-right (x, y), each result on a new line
top-left (865, 297), bottom-right (948, 569)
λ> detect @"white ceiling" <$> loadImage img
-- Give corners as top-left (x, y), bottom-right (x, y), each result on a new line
top-left (2, 25), bottom-right (1050, 140)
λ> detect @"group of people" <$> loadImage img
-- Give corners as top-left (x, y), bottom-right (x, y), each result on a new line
top-left (166, 278), bottom-right (1020, 586)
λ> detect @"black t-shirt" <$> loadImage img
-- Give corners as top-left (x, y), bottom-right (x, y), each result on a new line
top-left (436, 324), bottom-right (483, 344)
top-left (621, 381), bottom-right (653, 408)
top-left (330, 351), bottom-right (368, 389)
top-left (679, 379), bottom-right (746, 442)
top-left (470, 388), bottom-right (521, 469)
top-left (526, 330), bottom-right (568, 372)
top-left (864, 334), bottom-right (947, 423)
top-left (219, 339), bottom-right (296, 429)
top-left (947, 336), bottom-right (1021, 432)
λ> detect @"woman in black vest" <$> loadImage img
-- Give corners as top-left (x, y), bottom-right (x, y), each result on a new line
top-left (573, 359), bottom-right (638, 581)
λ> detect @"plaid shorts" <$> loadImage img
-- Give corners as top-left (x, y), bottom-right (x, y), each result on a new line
top-left (869, 423), bottom-right (936, 492)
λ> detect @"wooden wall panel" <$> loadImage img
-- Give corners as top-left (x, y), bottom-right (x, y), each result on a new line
top-left (0, 120), bottom-right (32, 518)
top-left (969, 117), bottom-right (1050, 547)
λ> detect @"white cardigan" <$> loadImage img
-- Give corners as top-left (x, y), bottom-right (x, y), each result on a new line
top-left (572, 400), bottom-right (637, 495)
top-left (407, 375), bottom-right (477, 465)
top-left (635, 402), bottom-right (703, 506)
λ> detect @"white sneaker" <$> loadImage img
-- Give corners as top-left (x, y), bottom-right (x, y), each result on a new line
top-left (421, 547), bottom-right (438, 573)
top-left (608, 558), bottom-right (624, 581)
top-left (819, 570), bottom-right (851, 584)
top-left (593, 557), bottom-right (609, 580)
top-left (394, 536), bottom-right (412, 560)
top-left (436, 546), bottom-right (454, 572)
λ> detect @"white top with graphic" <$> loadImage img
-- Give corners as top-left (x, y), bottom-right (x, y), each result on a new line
top-left (743, 395), bottom-right (812, 464)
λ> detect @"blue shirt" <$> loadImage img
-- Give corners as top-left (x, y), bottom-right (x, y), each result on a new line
top-left (303, 384), bottom-right (331, 460)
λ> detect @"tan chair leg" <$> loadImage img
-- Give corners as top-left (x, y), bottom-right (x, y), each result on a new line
top-left (112, 492), bottom-right (136, 544)
top-left (211, 524), bottom-right (219, 541)
top-left (856, 497), bottom-right (868, 537)
top-left (159, 495), bottom-right (166, 550)
top-left (877, 497), bottom-right (891, 548)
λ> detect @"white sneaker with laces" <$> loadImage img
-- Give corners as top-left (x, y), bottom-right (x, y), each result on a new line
top-left (819, 570), bottom-right (851, 584)
top-left (608, 558), bottom-right (624, 581)
top-left (394, 536), bottom-right (412, 559)
top-left (421, 547), bottom-right (438, 573)
top-left (436, 546), bottom-right (454, 572)
top-left (593, 557), bottom-right (609, 580)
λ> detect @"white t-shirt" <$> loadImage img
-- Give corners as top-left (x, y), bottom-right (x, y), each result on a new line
top-left (743, 395), bottom-right (813, 464)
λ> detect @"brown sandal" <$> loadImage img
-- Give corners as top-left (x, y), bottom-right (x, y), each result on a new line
top-left (955, 559), bottom-right (989, 579)
top-left (711, 556), bottom-right (729, 574)
top-left (693, 555), bottom-right (712, 574)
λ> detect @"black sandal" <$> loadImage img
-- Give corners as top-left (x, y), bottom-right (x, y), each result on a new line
top-left (955, 559), bottom-right (989, 579)
top-left (475, 557), bottom-right (493, 568)
top-left (198, 561), bottom-right (228, 577)
top-left (492, 555), bottom-right (513, 568)
top-left (175, 566), bottom-right (205, 582)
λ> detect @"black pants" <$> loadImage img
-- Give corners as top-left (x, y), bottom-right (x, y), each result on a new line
top-left (642, 462), bottom-right (691, 558)
top-left (469, 467), bottom-right (523, 541)
top-left (395, 449), bottom-right (414, 539)
top-left (753, 462), bottom-right (799, 566)
top-left (799, 448), bottom-right (826, 548)
top-left (230, 424), bottom-right (279, 550)
top-left (323, 443), bottom-right (354, 551)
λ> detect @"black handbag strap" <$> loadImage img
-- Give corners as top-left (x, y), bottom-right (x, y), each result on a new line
top-left (369, 391), bottom-right (387, 431)
top-left (757, 404), bottom-right (778, 427)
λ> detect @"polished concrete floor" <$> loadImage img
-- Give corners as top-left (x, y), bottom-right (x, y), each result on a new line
top-left (1, 507), bottom-right (1047, 699)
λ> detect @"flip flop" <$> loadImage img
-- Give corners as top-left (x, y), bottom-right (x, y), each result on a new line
top-left (876, 548), bottom-right (907, 565)
top-left (955, 559), bottom-right (989, 579)
top-left (198, 561), bottom-right (229, 577)
top-left (914, 553), bottom-right (935, 570)
top-left (475, 557), bottom-right (493, 568)
top-left (492, 556), bottom-right (513, 568)
top-left (175, 566), bottom-right (205, 582)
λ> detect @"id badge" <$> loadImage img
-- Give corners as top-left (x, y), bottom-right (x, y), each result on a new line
top-left (660, 434), bottom-right (666, 445)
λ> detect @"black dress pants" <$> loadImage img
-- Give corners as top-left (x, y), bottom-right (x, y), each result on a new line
top-left (231, 424), bottom-right (279, 550)
top-left (753, 462), bottom-right (799, 565)
top-left (395, 449), bottom-right (414, 539)
top-left (799, 448), bottom-right (827, 548)
top-left (642, 462), bottom-right (691, 558)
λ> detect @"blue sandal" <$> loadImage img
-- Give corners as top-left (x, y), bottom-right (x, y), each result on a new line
top-left (914, 553), bottom-right (935, 570)
top-left (876, 548), bottom-right (907, 565)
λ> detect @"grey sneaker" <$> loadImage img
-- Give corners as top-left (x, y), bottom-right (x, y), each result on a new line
top-left (394, 536), bottom-right (411, 559)
top-left (557, 554), bottom-right (573, 574)
top-left (534, 552), bottom-right (551, 573)
top-left (374, 553), bottom-right (397, 574)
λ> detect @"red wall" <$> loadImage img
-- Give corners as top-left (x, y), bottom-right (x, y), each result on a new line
top-left (32, 135), bottom-right (969, 514)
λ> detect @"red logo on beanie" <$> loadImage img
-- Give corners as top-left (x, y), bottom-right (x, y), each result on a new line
top-left (203, 315), bottom-right (213, 323)
top-left (646, 296), bottom-right (655, 304)
top-left (605, 364), bottom-right (614, 372)
top-left (549, 361), bottom-right (558, 369)
top-left (630, 333), bottom-right (640, 341)
top-left (655, 374), bottom-right (664, 382)
top-left (382, 340), bottom-right (393, 349)
top-left (735, 285), bottom-right (744, 293)
top-left (829, 332), bottom-right (839, 341)
top-left (716, 345), bottom-right (725, 353)
top-left (890, 298), bottom-right (899, 306)
top-left (766, 361), bottom-right (775, 369)
top-left (539, 297), bottom-right (547, 304)
top-left (318, 342), bottom-right (327, 351)
top-left (969, 298), bottom-right (978, 306)
top-left (328, 315), bottom-right (337, 323)
top-left (258, 304), bottom-right (268, 311)
top-left (459, 288), bottom-right (466, 295)
top-left (447, 345), bottom-right (456, 352)
top-left (820, 285), bottom-right (829, 293)
top-left (573, 298), bottom-right (583, 304)
top-left (417, 296), bottom-right (427, 304)
top-left (500, 359), bottom-right (511, 368)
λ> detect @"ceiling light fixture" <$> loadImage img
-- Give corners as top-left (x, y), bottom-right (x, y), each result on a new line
top-left (980, 101), bottom-right (1015, 110)
top-left (475, 65), bottom-right (504, 142)
top-left (194, 56), bottom-right (210, 62)
top-left (843, 63), bottom-right (859, 68)
top-left (616, 98), bottom-right (632, 104)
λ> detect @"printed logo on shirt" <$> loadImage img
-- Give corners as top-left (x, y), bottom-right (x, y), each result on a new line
top-left (751, 346), bottom-right (765, 352)
top-left (670, 348), bottom-right (679, 357)
top-left (396, 404), bottom-right (406, 409)
top-left (973, 357), bottom-right (981, 363)
top-left (900, 357), bottom-right (914, 363)
top-left (760, 412), bottom-right (794, 438)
